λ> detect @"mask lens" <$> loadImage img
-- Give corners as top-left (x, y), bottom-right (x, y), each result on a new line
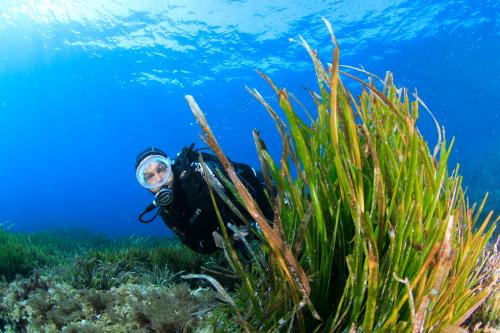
top-left (136, 155), bottom-right (172, 189)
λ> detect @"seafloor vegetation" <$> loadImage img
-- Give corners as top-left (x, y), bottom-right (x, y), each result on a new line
top-left (1, 23), bottom-right (498, 332)
top-left (0, 227), bottom-right (225, 332)
top-left (186, 21), bottom-right (499, 332)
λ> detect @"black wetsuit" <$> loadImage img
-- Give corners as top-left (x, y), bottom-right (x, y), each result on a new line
top-left (159, 144), bottom-right (273, 253)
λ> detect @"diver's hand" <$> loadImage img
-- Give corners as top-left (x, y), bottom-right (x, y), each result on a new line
top-left (212, 231), bottom-right (224, 249)
top-left (213, 227), bottom-right (249, 249)
top-left (232, 227), bottom-right (249, 240)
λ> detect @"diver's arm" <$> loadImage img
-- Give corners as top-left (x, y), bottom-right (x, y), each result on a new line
top-left (176, 230), bottom-right (218, 254)
top-left (160, 213), bottom-right (218, 254)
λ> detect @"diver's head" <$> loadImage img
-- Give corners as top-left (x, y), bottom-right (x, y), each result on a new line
top-left (135, 146), bottom-right (174, 193)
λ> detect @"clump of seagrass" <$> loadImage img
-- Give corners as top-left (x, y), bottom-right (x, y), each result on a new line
top-left (52, 242), bottom-right (221, 290)
top-left (185, 19), bottom-right (499, 333)
top-left (465, 239), bottom-right (499, 331)
top-left (0, 227), bottom-right (51, 282)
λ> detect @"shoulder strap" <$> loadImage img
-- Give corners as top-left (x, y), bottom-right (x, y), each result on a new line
top-left (176, 143), bottom-right (219, 168)
top-left (175, 143), bottom-right (196, 170)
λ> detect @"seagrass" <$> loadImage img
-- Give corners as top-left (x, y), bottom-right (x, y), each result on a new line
top-left (186, 20), bottom-right (498, 333)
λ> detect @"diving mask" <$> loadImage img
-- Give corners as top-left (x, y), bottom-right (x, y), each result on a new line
top-left (136, 155), bottom-right (173, 189)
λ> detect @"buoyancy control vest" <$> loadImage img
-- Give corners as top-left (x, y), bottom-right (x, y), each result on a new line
top-left (157, 143), bottom-right (272, 253)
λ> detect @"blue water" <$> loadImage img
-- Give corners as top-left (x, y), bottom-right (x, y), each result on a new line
top-left (0, 1), bottom-right (498, 237)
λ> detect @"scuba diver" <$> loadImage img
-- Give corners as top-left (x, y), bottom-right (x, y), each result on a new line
top-left (135, 144), bottom-right (273, 254)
